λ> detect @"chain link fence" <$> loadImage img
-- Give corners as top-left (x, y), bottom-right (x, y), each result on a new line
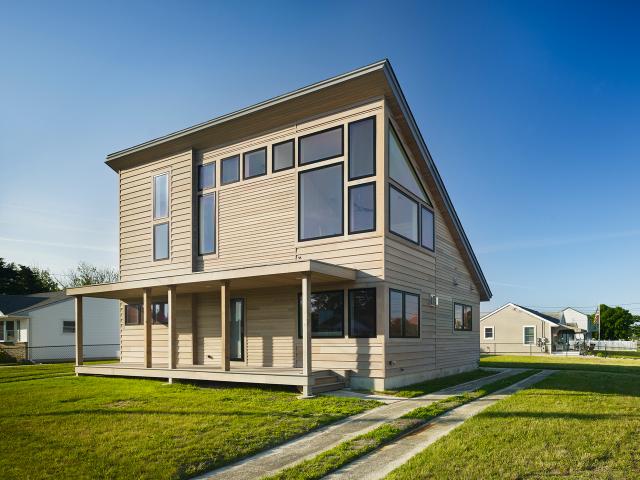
top-left (482, 340), bottom-right (639, 357)
top-left (28, 344), bottom-right (119, 362)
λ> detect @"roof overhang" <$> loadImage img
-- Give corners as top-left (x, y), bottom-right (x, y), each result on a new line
top-left (103, 59), bottom-right (492, 301)
top-left (66, 260), bottom-right (356, 300)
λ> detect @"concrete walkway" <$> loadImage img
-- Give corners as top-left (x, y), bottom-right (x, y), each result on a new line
top-left (198, 368), bottom-right (524, 480)
top-left (325, 369), bottom-right (554, 480)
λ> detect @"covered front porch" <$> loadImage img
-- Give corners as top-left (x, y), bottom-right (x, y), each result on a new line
top-left (67, 260), bottom-right (357, 396)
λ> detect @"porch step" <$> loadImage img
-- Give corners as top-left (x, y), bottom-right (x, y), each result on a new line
top-left (312, 370), bottom-right (347, 393)
top-left (313, 381), bottom-right (346, 393)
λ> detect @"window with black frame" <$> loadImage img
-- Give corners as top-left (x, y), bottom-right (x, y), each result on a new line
top-left (298, 290), bottom-right (344, 338)
top-left (453, 302), bottom-right (473, 331)
top-left (348, 288), bottom-right (376, 338)
top-left (298, 163), bottom-right (343, 241)
top-left (389, 289), bottom-right (420, 338)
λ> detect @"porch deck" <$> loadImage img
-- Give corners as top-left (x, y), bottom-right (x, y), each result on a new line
top-left (76, 363), bottom-right (341, 390)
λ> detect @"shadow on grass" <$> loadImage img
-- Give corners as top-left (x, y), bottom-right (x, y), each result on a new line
top-left (480, 357), bottom-right (640, 376)
top-left (482, 410), bottom-right (640, 420)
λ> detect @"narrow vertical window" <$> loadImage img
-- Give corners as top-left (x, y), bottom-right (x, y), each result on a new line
top-left (389, 289), bottom-right (420, 338)
top-left (523, 326), bottom-right (535, 345)
top-left (221, 155), bottom-right (240, 185)
top-left (349, 182), bottom-right (375, 234)
top-left (421, 206), bottom-right (435, 251)
top-left (273, 139), bottom-right (294, 172)
top-left (199, 193), bottom-right (216, 255)
top-left (153, 223), bottom-right (169, 260)
top-left (389, 290), bottom-right (403, 338)
top-left (198, 163), bottom-right (216, 190)
top-left (298, 163), bottom-right (343, 241)
top-left (389, 185), bottom-right (418, 243)
top-left (348, 117), bottom-right (375, 180)
top-left (454, 303), bottom-right (473, 331)
top-left (153, 173), bottom-right (169, 219)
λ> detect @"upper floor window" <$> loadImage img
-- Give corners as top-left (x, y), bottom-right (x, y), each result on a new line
top-left (153, 173), bottom-right (169, 219)
top-left (299, 126), bottom-right (343, 165)
top-left (421, 206), bottom-right (435, 251)
top-left (273, 139), bottom-right (294, 172)
top-left (389, 185), bottom-right (418, 243)
top-left (299, 163), bottom-right (343, 241)
top-left (454, 302), bottom-right (473, 331)
top-left (243, 148), bottom-right (267, 179)
top-left (389, 289), bottom-right (420, 338)
top-left (198, 163), bottom-right (215, 190)
top-left (199, 193), bottom-right (216, 255)
top-left (349, 182), bottom-right (375, 234)
top-left (389, 127), bottom-right (427, 201)
top-left (348, 117), bottom-right (375, 180)
top-left (221, 155), bottom-right (240, 185)
top-left (153, 222), bottom-right (169, 260)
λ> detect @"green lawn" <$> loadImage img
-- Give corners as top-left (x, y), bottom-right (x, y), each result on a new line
top-left (386, 370), bottom-right (640, 479)
top-left (480, 354), bottom-right (640, 374)
top-left (0, 365), bottom-right (379, 479)
top-left (381, 368), bottom-right (497, 398)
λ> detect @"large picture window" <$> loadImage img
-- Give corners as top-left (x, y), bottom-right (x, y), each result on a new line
top-left (298, 290), bottom-right (344, 338)
top-left (153, 173), bottom-right (169, 219)
top-left (348, 117), bottom-right (375, 180)
top-left (299, 126), bottom-right (343, 165)
top-left (243, 147), bottom-right (267, 179)
top-left (298, 163), bottom-right (343, 241)
top-left (389, 185), bottom-right (418, 243)
top-left (199, 193), bottom-right (216, 255)
top-left (348, 288), bottom-right (376, 338)
top-left (349, 182), bottom-right (375, 234)
top-left (153, 223), bottom-right (169, 260)
top-left (389, 289), bottom-right (420, 338)
top-left (454, 302), bottom-right (473, 331)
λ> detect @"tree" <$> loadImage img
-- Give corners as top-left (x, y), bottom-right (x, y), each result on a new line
top-left (598, 304), bottom-right (635, 340)
top-left (0, 258), bottom-right (60, 294)
top-left (60, 262), bottom-right (119, 287)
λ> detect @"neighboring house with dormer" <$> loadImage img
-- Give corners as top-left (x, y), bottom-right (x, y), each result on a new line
top-left (0, 292), bottom-right (119, 361)
top-left (67, 60), bottom-right (491, 395)
top-left (480, 303), bottom-right (590, 354)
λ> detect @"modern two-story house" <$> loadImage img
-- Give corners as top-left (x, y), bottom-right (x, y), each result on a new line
top-left (69, 60), bottom-right (491, 395)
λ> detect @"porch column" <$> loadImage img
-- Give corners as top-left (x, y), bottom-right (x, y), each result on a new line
top-left (220, 281), bottom-right (230, 371)
top-left (143, 288), bottom-right (152, 368)
top-left (301, 273), bottom-right (313, 397)
top-left (168, 285), bottom-right (177, 369)
top-left (190, 294), bottom-right (198, 365)
top-left (74, 296), bottom-right (83, 367)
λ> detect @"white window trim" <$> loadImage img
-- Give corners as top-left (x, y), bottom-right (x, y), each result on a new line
top-left (483, 325), bottom-right (494, 340)
top-left (523, 325), bottom-right (536, 345)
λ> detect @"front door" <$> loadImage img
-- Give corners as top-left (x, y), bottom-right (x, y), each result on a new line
top-left (230, 298), bottom-right (244, 361)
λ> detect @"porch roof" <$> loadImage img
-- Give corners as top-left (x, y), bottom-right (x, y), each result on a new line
top-left (65, 260), bottom-right (357, 300)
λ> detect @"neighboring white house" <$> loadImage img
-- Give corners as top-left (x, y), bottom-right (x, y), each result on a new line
top-left (0, 292), bottom-right (119, 361)
top-left (559, 307), bottom-right (593, 340)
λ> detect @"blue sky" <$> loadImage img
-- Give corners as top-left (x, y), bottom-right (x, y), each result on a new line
top-left (0, 0), bottom-right (638, 313)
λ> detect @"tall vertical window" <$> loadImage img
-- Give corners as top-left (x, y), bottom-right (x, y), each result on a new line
top-left (454, 303), bottom-right (473, 331)
top-left (389, 289), bottom-right (420, 338)
top-left (348, 288), bottom-right (376, 338)
top-left (299, 126), bottom-right (343, 165)
top-left (198, 163), bottom-right (215, 190)
top-left (199, 193), bottom-right (216, 255)
top-left (349, 182), bottom-right (375, 234)
top-left (221, 155), bottom-right (240, 185)
top-left (523, 326), bottom-right (535, 345)
top-left (153, 173), bottom-right (169, 219)
top-left (421, 206), bottom-right (435, 251)
top-left (243, 148), bottom-right (267, 179)
top-left (272, 139), bottom-right (294, 172)
top-left (153, 223), bottom-right (169, 260)
top-left (298, 163), bottom-right (343, 241)
top-left (348, 117), bottom-right (375, 180)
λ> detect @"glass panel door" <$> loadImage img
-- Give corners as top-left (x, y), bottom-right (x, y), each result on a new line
top-left (230, 299), bottom-right (244, 361)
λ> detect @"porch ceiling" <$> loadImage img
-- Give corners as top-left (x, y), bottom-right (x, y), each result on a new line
top-left (65, 260), bottom-right (357, 300)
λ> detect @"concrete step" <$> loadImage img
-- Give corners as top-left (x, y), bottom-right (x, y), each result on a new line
top-left (313, 381), bottom-right (345, 393)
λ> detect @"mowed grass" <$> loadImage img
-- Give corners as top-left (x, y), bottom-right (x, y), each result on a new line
top-left (480, 354), bottom-right (640, 375)
top-left (386, 370), bottom-right (640, 479)
top-left (0, 365), bottom-right (379, 479)
top-left (381, 368), bottom-right (497, 398)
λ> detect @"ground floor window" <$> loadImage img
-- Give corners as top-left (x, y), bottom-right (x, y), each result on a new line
top-left (454, 303), bottom-right (473, 331)
top-left (523, 326), bottom-right (535, 345)
top-left (348, 288), bottom-right (376, 338)
top-left (0, 320), bottom-right (18, 342)
top-left (124, 304), bottom-right (142, 325)
top-left (484, 326), bottom-right (494, 339)
top-left (62, 320), bottom-right (75, 334)
top-left (298, 290), bottom-right (344, 338)
top-left (152, 303), bottom-right (168, 325)
top-left (389, 289), bottom-right (420, 338)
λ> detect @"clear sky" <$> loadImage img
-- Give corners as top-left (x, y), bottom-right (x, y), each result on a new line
top-left (1, 0), bottom-right (638, 313)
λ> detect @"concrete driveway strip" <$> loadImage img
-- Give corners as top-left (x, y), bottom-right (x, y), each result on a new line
top-left (325, 369), bottom-right (555, 480)
top-left (198, 368), bottom-right (523, 480)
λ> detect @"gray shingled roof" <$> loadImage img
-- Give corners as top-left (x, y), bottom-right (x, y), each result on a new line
top-left (517, 305), bottom-right (561, 325)
top-left (0, 292), bottom-right (67, 316)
